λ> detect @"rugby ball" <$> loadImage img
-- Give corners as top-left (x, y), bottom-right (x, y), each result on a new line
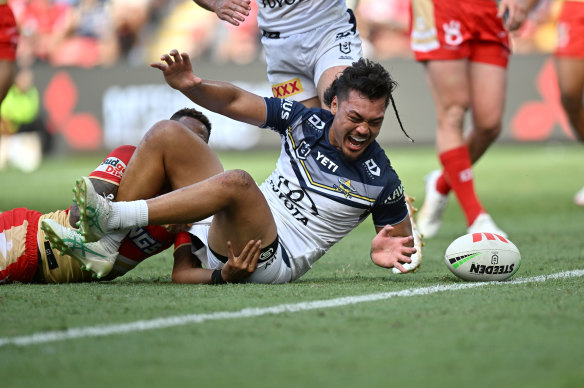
top-left (444, 232), bottom-right (521, 281)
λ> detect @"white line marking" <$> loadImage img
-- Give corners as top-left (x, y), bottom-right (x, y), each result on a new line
top-left (2, 269), bottom-right (583, 347)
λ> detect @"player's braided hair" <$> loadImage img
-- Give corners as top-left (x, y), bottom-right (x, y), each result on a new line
top-left (323, 58), bottom-right (413, 142)
top-left (170, 107), bottom-right (212, 137)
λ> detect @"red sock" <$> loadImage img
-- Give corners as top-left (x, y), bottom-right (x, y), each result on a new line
top-left (439, 146), bottom-right (484, 225)
top-left (435, 172), bottom-right (451, 195)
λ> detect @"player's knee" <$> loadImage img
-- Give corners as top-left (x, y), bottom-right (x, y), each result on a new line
top-left (439, 104), bottom-right (467, 129)
top-left (221, 169), bottom-right (256, 193)
top-left (476, 122), bottom-right (501, 143)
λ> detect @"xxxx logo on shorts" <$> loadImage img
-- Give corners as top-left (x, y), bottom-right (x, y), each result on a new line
top-left (272, 78), bottom-right (303, 98)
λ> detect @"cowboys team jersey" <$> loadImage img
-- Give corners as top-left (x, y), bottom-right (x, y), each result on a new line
top-left (257, 0), bottom-right (348, 37)
top-left (258, 98), bottom-right (408, 280)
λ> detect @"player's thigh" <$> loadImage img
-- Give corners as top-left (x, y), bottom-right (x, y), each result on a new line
top-left (424, 60), bottom-right (471, 114)
top-left (316, 65), bottom-right (347, 108)
top-left (207, 181), bottom-right (277, 257)
top-left (117, 121), bottom-right (223, 200)
top-left (469, 61), bottom-right (506, 129)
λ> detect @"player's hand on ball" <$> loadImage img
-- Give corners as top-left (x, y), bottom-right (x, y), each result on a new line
top-left (370, 225), bottom-right (416, 273)
top-left (150, 49), bottom-right (202, 91)
top-left (221, 240), bottom-right (261, 282)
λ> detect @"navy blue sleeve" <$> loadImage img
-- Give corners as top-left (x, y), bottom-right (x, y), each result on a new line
top-left (371, 175), bottom-right (409, 227)
top-left (261, 97), bottom-right (307, 135)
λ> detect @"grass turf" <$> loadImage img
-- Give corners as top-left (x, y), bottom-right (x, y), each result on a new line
top-left (1, 143), bottom-right (583, 388)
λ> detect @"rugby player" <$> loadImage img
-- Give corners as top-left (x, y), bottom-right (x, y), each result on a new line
top-left (1, 108), bottom-right (259, 284)
top-left (411, 0), bottom-right (536, 238)
top-left (58, 50), bottom-right (419, 284)
top-left (554, 0), bottom-right (584, 205)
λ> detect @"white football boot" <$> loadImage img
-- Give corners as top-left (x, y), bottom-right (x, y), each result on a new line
top-left (467, 213), bottom-right (508, 238)
top-left (393, 195), bottom-right (423, 274)
top-left (41, 219), bottom-right (117, 278)
top-left (74, 176), bottom-right (113, 242)
top-left (416, 170), bottom-right (449, 239)
top-left (574, 186), bottom-right (584, 206)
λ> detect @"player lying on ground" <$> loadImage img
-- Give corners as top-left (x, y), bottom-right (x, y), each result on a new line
top-left (53, 50), bottom-right (421, 284)
top-left (0, 108), bottom-right (259, 284)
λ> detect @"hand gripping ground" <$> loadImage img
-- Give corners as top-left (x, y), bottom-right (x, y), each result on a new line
top-left (41, 219), bottom-right (117, 278)
top-left (74, 176), bottom-right (113, 243)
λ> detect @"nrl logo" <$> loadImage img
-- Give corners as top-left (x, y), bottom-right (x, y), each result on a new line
top-left (295, 140), bottom-right (311, 160)
top-left (334, 178), bottom-right (357, 198)
top-left (339, 42), bottom-right (351, 54)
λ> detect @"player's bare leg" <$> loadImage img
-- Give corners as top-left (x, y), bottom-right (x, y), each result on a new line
top-left (556, 56), bottom-right (584, 205)
top-left (419, 59), bottom-right (505, 237)
top-left (315, 65), bottom-right (348, 109)
top-left (75, 119), bottom-right (278, 258)
top-left (465, 61), bottom-right (506, 162)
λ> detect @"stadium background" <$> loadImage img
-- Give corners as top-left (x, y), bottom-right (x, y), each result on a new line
top-left (1, 0), bottom-right (575, 158)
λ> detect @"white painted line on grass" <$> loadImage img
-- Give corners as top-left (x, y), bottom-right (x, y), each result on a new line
top-left (2, 269), bottom-right (583, 348)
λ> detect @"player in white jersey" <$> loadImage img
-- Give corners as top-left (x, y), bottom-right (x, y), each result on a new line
top-left (65, 49), bottom-right (417, 284)
top-left (192, 0), bottom-right (362, 108)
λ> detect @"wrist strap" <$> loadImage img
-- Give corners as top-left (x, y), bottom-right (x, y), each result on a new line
top-left (211, 269), bottom-right (227, 285)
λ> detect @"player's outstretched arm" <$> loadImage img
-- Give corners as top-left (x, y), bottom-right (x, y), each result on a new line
top-left (192, 0), bottom-right (251, 26)
top-left (172, 239), bottom-right (261, 284)
top-left (370, 224), bottom-right (416, 274)
top-left (151, 49), bottom-right (266, 126)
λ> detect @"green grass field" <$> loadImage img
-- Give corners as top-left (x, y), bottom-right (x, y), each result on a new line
top-left (1, 143), bottom-right (584, 388)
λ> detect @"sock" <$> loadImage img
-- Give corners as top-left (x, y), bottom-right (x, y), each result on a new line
top-left (435, 173), bottom-right (451, 195)
top-left (99, 230), bottom-right (127, 254)
top-left (108, 200), bottom-right (149, 230)
top-left (439, 146), bottom-right (484, 226)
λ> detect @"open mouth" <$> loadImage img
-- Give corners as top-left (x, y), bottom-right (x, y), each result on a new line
top-left (347, 135), bottom-right (367, 151)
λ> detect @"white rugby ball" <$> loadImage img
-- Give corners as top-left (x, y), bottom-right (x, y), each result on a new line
top-left (444, 232), bottom-right (521, 281)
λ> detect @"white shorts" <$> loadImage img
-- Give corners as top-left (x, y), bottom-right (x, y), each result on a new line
top-left (188, 223), bottom-right (293, 284)
top-left (263, 9), bottom-right (363, 102)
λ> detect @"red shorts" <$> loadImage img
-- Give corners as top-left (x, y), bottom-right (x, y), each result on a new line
top-left (410, 0), bottom-right (510, 68)
top-left (0, 4), bottom-right (18, 61)
top-left (0, 208), bottom-right (42, 283)
top-left (555, 1), bottom-right (584, 58)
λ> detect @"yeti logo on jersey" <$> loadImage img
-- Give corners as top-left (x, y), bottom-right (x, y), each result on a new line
top-left (383, 184), bottom-right (404, 205)
top-left (273, 79), bottom-right (303, 99)
top-left (339, 42), bottom-right (352, 54)
top-left (316, 151), bottom-right (339, 172)
top-left (128, 228), bottom-right (163, 255)
top-left (308, 114), bottom-right (325, 131)
top-left (334, 178), bottom-right (357, 198)
top-left (364, 159), bottom-right (381, 177)
top-left (268, 176), bottom-right (319, 225)
top-left (295, 140), bottom-right (311, 160)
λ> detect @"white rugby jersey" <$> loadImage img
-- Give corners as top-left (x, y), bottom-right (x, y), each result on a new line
top-left (256, 0), bottom-right (349, 38)
top-left (259, 98), bottom-right (408, 280)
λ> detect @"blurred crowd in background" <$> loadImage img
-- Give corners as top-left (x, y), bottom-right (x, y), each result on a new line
top-left (0, 0), bottom-right (572, 172)
top-left (5, 0), bottom-right (568, 68)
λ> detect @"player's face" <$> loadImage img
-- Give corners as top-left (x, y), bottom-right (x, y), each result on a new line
top-left (177, 116), bottom-right (210, 144)
top-left (329, 90), bottom-right (385, 161)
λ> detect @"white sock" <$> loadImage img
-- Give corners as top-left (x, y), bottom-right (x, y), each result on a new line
top-left (108, 200), bottom-right (149, 230)
top-left (99, 230), bottom-right (127, 254)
